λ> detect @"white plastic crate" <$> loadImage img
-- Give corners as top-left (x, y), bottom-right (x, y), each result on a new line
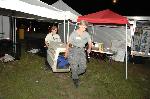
top-left (47, 41), bottom-right (70, 72)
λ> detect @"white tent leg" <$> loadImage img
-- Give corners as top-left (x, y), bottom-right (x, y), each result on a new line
top-left (74, 22), bottom-right (78, 31)
top-left (67, 20), bottom-right (70, 42)
top-left (91, 24), bottom-right (95, 41)
top-left (63, 19), bottom-right (66, 43)
top-left (126, 24), bottom-right (128, 79)
top-left (1, 16), bottom-right (3, 34)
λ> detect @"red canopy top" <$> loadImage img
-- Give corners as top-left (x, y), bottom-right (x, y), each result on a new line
top-left (77, 9), bottom-right (128, 24)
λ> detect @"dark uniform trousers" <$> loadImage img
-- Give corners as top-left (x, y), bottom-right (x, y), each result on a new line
top-left (68, 47), bottom-right (87, 80)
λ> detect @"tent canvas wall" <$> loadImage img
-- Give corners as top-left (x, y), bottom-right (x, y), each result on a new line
top-left (93, 25), bottom-right (132, 48)
top-left (77, 9), bottom-right (129, 79)
top-left (0, 16), bottom-right (10, 39)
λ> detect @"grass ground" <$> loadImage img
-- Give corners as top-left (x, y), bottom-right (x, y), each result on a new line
top-left (0, 49), bottom-right (150, 99)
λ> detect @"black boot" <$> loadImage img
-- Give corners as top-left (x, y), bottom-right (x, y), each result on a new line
top-left (73, 79), bottom-right (79, 88)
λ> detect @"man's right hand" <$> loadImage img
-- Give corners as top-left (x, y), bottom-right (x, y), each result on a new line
top-left (64, 50), bottom-right (68, 59)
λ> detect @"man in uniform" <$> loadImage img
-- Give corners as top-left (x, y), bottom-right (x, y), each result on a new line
top-left (65, 20), bottom-right (92, 88)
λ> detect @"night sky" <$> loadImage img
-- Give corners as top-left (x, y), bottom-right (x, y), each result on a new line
top-left (40, 0), bottom-right (149, 16)
top-left (16, 0), bottom-right (150, 33)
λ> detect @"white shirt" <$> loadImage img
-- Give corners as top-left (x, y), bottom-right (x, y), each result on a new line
top-left (45, 33), bottom-right (61, 45)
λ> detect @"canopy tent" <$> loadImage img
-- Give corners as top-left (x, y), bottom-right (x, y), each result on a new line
top-left (19, 0), bottom-right (78, 22)
top-left (0, 0), bottom-right (79, 41)
top-left (77, 9), bottom-right (128, 24)
top-left (0, 0), bottom-right (77, 22)
top-left (77, 9), bottom-right (129, 79)
top-left (0, 0), bottom-right (78, 59)
top-left (52, 0), bottom-right (81, 16)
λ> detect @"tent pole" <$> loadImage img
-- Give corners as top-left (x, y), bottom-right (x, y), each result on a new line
top-left (67, 20), bottom-right (69, 42)
top-left (63, 19), bottom-right (66, 43)
top-left (91, 24), bottom-right (95, 41)
top-left (74, 22), bottom-right (78, 31)
top-left (1, 16), bottom-right (3, 35)
top-left (125, 24), bottom-right (128, 79)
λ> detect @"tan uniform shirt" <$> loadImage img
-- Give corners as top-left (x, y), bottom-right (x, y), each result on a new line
top-left (45, 33), bottom-right (61, 45)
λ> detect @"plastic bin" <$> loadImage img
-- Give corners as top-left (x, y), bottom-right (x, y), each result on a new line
top-left (47, 41), bottom-right (70, 72)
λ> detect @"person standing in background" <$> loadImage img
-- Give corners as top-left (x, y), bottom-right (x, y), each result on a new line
top-left (45, 26), bottom-right (61, 47)
top-left (65, 20), bottom-right (92, 88)
top-left (44, 26), bottom-right (61, 70)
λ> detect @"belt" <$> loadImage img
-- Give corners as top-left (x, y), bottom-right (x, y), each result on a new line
top-left (69, 43), bottom-right (84, 48)
top-left (72, 45), bottom-right (84, 49)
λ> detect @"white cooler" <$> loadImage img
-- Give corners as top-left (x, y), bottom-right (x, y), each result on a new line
top-left (47, 41), bottom-right (70, 72)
